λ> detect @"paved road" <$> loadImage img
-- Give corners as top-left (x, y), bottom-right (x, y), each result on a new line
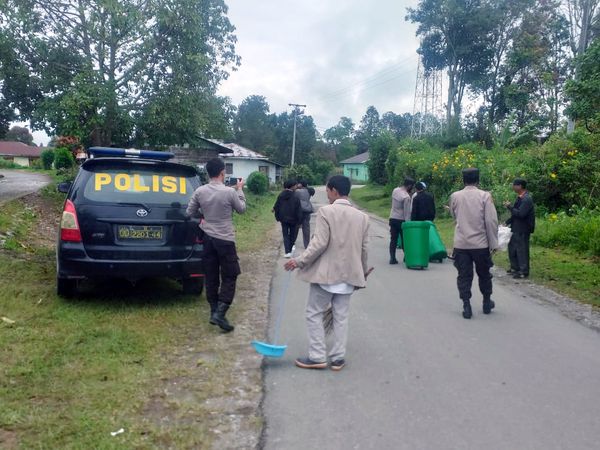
top-left (0, 170), bottom-right (52, 205)
top-left (261, 187), bottom-right (600, 450)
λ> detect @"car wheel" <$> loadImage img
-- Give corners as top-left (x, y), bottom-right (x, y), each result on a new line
top-left (182, 277), bottom-right (204, 295)
top-left (57, 277), bottom-right (77, 298)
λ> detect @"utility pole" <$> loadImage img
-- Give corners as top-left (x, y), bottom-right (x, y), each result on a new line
top-left (288, 103), bottom-right (306, 166)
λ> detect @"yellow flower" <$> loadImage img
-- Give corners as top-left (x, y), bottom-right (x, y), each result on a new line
top-left (549, 214), bottom-right (558, 221)
top-left (550, 173), bottom-right (557, 179)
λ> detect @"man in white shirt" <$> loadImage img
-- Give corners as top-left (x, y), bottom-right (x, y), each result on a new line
top-left (285, 176), bottom-right (371, 371)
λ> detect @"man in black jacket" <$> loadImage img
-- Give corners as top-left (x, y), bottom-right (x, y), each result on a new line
top-left (504, 178), bottom-right (535, 279)
top-left (274, 179), bottom-right (304, 258)
top-left (411, 181), bottom-right (436, 222)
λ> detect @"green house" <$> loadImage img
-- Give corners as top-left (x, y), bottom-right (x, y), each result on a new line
top-left (340, 152), bottom-right (369, 183)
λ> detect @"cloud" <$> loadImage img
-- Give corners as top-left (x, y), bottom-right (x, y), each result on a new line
top-left (219, 0), bottom-right (421, 132)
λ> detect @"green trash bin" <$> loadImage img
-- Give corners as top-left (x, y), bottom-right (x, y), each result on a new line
top-left (426, 221), bottom-right (448, 262)
top-left (401, 221), bottom-right (431, 269)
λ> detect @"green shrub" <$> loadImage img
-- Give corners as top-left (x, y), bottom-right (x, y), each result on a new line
top-left (0, 158), bottom-right (20, 169)
top-left (246, 171), bottom-right (269, 195)
top-left (40, 149), bottom-right (55, 170)
top-left (532, 207), bottom-right (600, 256)
top-left (54, 148), bottom-right (74, 170)
top-left (284, 164), bottom-right (317, 185)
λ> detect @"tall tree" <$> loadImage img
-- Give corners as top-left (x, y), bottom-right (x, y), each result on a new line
top-left (233, 95), bottom-right (276, 151)
top-left (406, 0), bottom-right (497, 133)
top-left (355, 106), bottom-right (381, 153)
top-left (4, 125), bottom-right (34, 144)
top-left (380, 111), bottom-right (413, 140)
top-left (324, 116), bottom-right (356, 162)
top-left (565, 37), bottom-right (600, 131)
top-left (0, 0), bottom-right (239, 147)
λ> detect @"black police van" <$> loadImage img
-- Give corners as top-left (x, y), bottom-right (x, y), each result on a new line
top-left (56, 147), bottom-right (204, 297)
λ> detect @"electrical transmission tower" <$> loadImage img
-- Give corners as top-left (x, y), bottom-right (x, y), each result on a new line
top-left (410, 58), bottom-right (444, 138)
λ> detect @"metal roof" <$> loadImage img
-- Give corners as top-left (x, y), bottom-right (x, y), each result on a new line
top-left (340, 152), bottom-right (369, 164)
top-left (0, 141), bottom-right (43, 157)
top-left (219, 143), bottom-right (284, 166)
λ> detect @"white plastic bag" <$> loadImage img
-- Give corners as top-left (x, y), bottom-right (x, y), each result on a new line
top-left (497, 225), bottom-right (512, 251)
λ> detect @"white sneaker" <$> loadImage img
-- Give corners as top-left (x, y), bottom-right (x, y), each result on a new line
top-left (292, 245), bottom-right (296, 253)
top-left (284, 253), bottom-right (292, 258)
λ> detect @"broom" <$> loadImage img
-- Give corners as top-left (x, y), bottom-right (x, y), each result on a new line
top-left (323, 267), bottom-right (374, 335)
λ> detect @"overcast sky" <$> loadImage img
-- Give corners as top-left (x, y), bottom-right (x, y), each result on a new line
top-left (23, 0), bottom-right (421, 145)
top-left (218, 0), bottom-right (421, 134)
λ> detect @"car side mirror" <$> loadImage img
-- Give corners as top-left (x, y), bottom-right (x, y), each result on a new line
top-left (57, 181), bottom-right (72, 193)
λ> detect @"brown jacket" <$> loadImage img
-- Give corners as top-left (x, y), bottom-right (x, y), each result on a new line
top-left (296, 199), bottom-right (370, 288)
top-left (449, 186), bottom-right (499, 250)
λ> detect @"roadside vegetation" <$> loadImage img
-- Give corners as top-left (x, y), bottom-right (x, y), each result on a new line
top-left (351, 184), bottom-right (599, 307)
top-left (0, 183), bottom-right (276, 448)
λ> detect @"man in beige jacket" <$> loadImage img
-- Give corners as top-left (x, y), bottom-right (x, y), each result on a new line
top-left (449, 168), bottom-right (499, 319)
top-left (284, 175), bottom-right (370, 371)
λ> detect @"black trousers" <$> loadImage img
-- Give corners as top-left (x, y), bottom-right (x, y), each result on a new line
top-left (389, 219), bottom-right (405, 258)
top-left (281, 222), bottom-right (299, 254)
top-left (203, 236), bottom-right (241, 308)
top-left (453, 248), bottom-right (493, 302)
top-left (300, 213), bottom-right (311, 249)
top-left (508, 232), bottom-right (530, 275)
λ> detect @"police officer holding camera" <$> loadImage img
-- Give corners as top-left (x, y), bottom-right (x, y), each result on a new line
top-left (187, 158), bottom-right (246, 332)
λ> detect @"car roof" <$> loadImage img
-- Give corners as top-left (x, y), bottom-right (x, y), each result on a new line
top-left (81, 157), bottom-right (197, 174)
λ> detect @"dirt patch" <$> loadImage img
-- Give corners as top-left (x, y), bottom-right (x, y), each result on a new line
top-left (19, 191), bottom-right (62, 250)
top-left (0, 429), bottom-right (17, 449)
top-left (139, 227), bottom-right (280, 449)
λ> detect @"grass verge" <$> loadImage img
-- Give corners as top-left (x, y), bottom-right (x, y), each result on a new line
top-left (0, 187), bottom-right (276, 448)
top-left (351, 184), bottom-right (600, 307)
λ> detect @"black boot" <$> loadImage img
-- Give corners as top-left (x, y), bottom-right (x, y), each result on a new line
top-left (210, 302), bottom-right (235, 332)
top-left (483, 297), bottom-right (495, 314)
top-left (462, 300), bottom-right (472, 319)
top-left (208, 301), bottom-right (218, 322)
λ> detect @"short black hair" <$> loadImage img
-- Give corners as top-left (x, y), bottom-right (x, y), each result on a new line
top-left (462, 168), bottom-right (480, 184)
top-left (206, 158), bottom-right (225, 178)
top-left (299, 179), bottom-right (308, 188)
top-left (403, 177), bottom-right (415, 188)
top-left (513, 178), bottom-right (527, 188)
top-left (284, 179), bottom-right (297, 189)
top-left (326, 175), bottom-right (351, 196)
top-left (415, 181), bottom-right (426, 191)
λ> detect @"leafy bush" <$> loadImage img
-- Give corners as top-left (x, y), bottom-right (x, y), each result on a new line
top-left (309, 159), bottom-right (335, 184)
top-left (0, 158), bottom-right (20, 169)
top-left (284, 164), bottom-right (316, 185)
top-left (533, 207), bottom-right (600, 256)
top-left (246, 171), bottom-right (269, 195)
top-left (40, 149), bottom-right (55, 170)
top-left (54, 148), bottom-right (74, 170)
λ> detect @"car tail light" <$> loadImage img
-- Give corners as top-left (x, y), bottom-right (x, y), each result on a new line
top-left (60, 200), bottom-right (82, 242)
top-left (189, 273), bottom-right (204, 278)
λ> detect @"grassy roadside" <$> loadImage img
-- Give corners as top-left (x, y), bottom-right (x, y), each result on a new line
top-left (351, 184), bottom-right (600, 307)
top-left (0, 186), bottom-right (276, 448)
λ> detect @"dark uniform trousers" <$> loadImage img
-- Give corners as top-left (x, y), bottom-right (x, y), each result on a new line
top-left (508, 232), bottom-right (530, 276)
top-left (389, 218), bottom-right (405, 256)
top-left (453, 248), bottom-right (493, 301)
top-left (203, 235), bottom-right (241, 309)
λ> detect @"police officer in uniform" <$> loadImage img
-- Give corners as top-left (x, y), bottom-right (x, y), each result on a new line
top-left (449, 168), bottom-right (499, 319)
top-left (187, 158), bottom-right (246, 332)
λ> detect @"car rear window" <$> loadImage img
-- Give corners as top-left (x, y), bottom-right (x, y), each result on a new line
top-left (81, 163), bottom-right (199, 205)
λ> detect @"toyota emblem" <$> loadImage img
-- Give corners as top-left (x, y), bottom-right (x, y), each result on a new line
top-left (136, 209), bottom-right (148, 217)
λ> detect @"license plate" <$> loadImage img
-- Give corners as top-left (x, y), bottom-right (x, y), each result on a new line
top-left (117, 225), bottom-right (163, 240)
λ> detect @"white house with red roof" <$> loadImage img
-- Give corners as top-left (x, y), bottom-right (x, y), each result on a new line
top-left (0, 141), bottom-right (44, 167)
top-left (218, 143), bottom-right (283, 184)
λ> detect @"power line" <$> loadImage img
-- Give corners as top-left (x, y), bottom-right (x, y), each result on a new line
top-left (318, 55), bottom-right (418, 101)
